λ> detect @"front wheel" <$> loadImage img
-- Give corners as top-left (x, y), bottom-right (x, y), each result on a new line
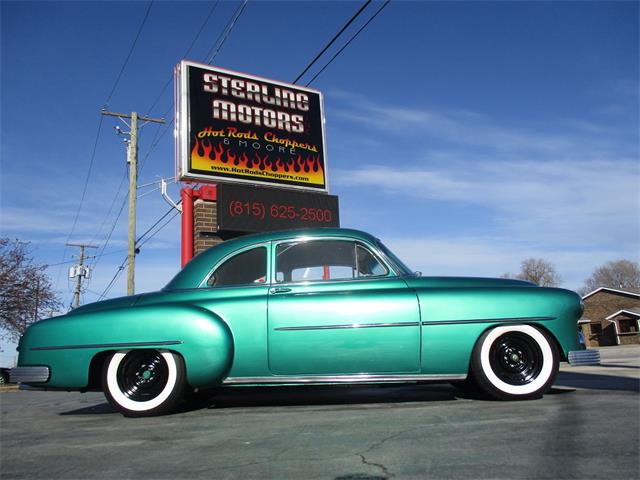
top-left (103, 349), bottom-right (186, 417)
top-left (470, 325), bottom-right (559, 400)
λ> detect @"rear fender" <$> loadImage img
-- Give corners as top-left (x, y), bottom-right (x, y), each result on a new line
top-left (17, 303), bottom-right (234, 389)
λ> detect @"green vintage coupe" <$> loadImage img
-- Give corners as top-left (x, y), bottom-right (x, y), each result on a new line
top-left (12, 228), bottom-right (588, 416)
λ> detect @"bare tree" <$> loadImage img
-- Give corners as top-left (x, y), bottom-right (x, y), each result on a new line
top-left (0, 238), bottom-right (61, 341)
top-left (503, 258), bottom-right (561, 287)
top-left (579, 259), bottom-right (640, 295)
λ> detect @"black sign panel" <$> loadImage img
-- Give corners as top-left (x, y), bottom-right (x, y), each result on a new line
top-left (176, 61), bottom-right (327, 192)
top-left (217, 184), bottom-right (339, 233)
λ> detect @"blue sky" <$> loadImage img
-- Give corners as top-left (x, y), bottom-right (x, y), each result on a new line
top-left (1, 1), bottom-right (638, 361)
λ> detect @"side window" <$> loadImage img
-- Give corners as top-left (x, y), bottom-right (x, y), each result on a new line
top-left (356, 245), bottom-right (388, 277)
top-left (207, 247), bottom-right (267, 287)
top-left (275, 240), bottom-right (388, 283)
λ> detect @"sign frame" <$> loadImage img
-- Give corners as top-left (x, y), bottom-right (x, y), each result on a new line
top-left (175, 60), bottom-right (329, 193)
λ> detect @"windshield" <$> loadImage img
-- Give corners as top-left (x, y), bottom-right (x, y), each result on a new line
top-left (375, 240), bottom-right (415, 276)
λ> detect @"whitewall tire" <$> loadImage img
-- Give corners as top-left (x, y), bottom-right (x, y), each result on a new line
top-left (470, 325), bottom-right (559, 400)
top-left (103, 349), bottom-right (186, 417)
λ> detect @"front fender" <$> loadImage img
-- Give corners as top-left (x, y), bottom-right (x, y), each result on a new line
top-left (17, 303), bottom-right (234, 389)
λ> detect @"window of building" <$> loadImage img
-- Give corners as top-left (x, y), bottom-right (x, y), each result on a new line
top-left (590, 323), bottom-right (602, 336)
top-left (207, 247), bottom-right (267, 287)
top-left (618, 318), bottom-right (639, 334)
top-left (275, 240), bottom-right (388, 283)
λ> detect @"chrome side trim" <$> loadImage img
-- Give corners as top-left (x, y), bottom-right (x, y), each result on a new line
top-left (422, 316), bottom-right (555, 326)
top-left (222, 374), bottom-right (467, 385)
top-left (10, 366), bottom-right (50, 383)
top-left (275, 321), bottom-right (420, 331)
top-left (30, 340), bottom-right (182, 351)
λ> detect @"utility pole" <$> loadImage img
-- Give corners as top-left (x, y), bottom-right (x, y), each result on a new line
top-left (67, 243), bottom-right (98, 309)
top-left (101, 110), bottom-right (165, 295)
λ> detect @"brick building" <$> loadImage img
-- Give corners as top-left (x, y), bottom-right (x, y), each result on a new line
top-left (579, 288), bottom-right (640, 347)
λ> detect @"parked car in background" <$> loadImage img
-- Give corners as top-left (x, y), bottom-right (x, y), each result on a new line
top-left (0, 367), bottom-right (11, 385)
top-left (12, 228), bottom-right (588, 416)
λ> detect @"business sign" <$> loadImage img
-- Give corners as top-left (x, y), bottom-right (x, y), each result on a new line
top-left (217, 183), bottom-right (339, 233)
top-left (176, 60), bottom-right (327, 192)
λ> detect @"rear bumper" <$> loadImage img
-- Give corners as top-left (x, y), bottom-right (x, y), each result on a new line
top-left (10, 366), bottom-right (50, 384)
top-left (568, 349), bottom-right (601, 366)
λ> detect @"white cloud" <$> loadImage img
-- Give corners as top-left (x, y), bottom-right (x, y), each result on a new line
top-left (334, 157), bottom-right (638, 248)
top-left (330, 94), bottom-right (638, 290)
top-left (384, 236), bottom-right (625, 291)
top-left (330, 94), bottom-right (638, 249)
top-left (329, 91), bottom-right (637, 160)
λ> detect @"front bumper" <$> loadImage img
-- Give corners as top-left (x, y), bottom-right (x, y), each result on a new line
top-left (10, 366), bottom-right (50, 384)
top-left (568, 349), bottom-right (601, 366)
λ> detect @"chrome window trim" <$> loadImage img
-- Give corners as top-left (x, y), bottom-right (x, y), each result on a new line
top-left (198, 242), bottom-right (271, 288)
top-left (270, 236), bottom-right (397, 285)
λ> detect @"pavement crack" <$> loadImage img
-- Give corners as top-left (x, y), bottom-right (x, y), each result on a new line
top-left (357, 453), bottom-right (394, 479)
top-left (353, 430), bottom-right (411, 479)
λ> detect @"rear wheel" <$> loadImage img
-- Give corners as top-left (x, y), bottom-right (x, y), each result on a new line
top-left (470, 325), bottom-right (558, 400)
top-left (102, 349), bottom-right (186, 417)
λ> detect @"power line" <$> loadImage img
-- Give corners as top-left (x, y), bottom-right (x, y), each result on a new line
top-left (205, 0), bottom-right (249, 64)
top-left (97, 2), bottom-right (249, 298)
top-left (98, 210), bottom-right (178, 300)
top-left (137, 210), bottom-right (180, 249)
top-left (136, 207), bottom-right (175, 245)
top-left (46, 249), bottom-right (127, 268)
top-left (88, 170), bottom-right (128, 248)
top-left (59, 1), bottom-right (154, 293)
top-left (292, 0), bottom-right (372, 84)
top-left (90, 189), bottom-right (128, 270)
top-left (140, 1), bottom-right (249, 169)
top-left (105, 1), bottom-right (155, 105)
top-left (94, 0), bottom-right (223, 287)
top-left (146, 0), bottom-right (221, 115)
top-left (305, 0), bottom-right (391, 87)
top-left (54, 114), bottom-right (105, 287)
top-left (99, 256), bottom-right (128, 300)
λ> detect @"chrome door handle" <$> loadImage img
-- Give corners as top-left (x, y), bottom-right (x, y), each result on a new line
top-left (270, 287), bottom-right (292, 294)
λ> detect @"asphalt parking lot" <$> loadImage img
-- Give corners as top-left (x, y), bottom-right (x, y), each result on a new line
top-left (1, 345), bottom-right (638, 480)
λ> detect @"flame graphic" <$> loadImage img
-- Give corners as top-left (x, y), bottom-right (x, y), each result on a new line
top-left (191, 138), bottom-right (325, 186)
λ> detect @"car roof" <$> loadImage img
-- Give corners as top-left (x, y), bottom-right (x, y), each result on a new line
top-left (164, 227), bottom-right (379, 290)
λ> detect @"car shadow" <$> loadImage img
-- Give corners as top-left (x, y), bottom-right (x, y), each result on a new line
top-left (555, 371), bottom-right (640, 392)
top-left (181, 383), bottom-right (460, 412)
top-left (598, 364), bottom-right (640, 370)
top-left (59, 384), bottom-right (461, 416)
top-left (59, 371), bottom-right (639, 416)
top-left (60, 402), bottom-right (118, 415)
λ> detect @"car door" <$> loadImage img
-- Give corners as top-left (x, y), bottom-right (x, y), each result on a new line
top-left (267, 238), bottom-right (421, 375)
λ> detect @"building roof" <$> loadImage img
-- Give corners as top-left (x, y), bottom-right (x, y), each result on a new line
top-left (582, 287), bottom-right (640, 301)
top-left (605, 309), bottom-right (640, 321)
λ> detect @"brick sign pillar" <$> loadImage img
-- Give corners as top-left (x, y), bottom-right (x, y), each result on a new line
top-left (181, 186), bottom-right (223, 266)
top-left (193, 196), bottom-right (223, 255)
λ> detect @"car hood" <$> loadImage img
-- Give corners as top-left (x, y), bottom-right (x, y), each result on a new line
top-left (404, 276), bottom-right (536, 289)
